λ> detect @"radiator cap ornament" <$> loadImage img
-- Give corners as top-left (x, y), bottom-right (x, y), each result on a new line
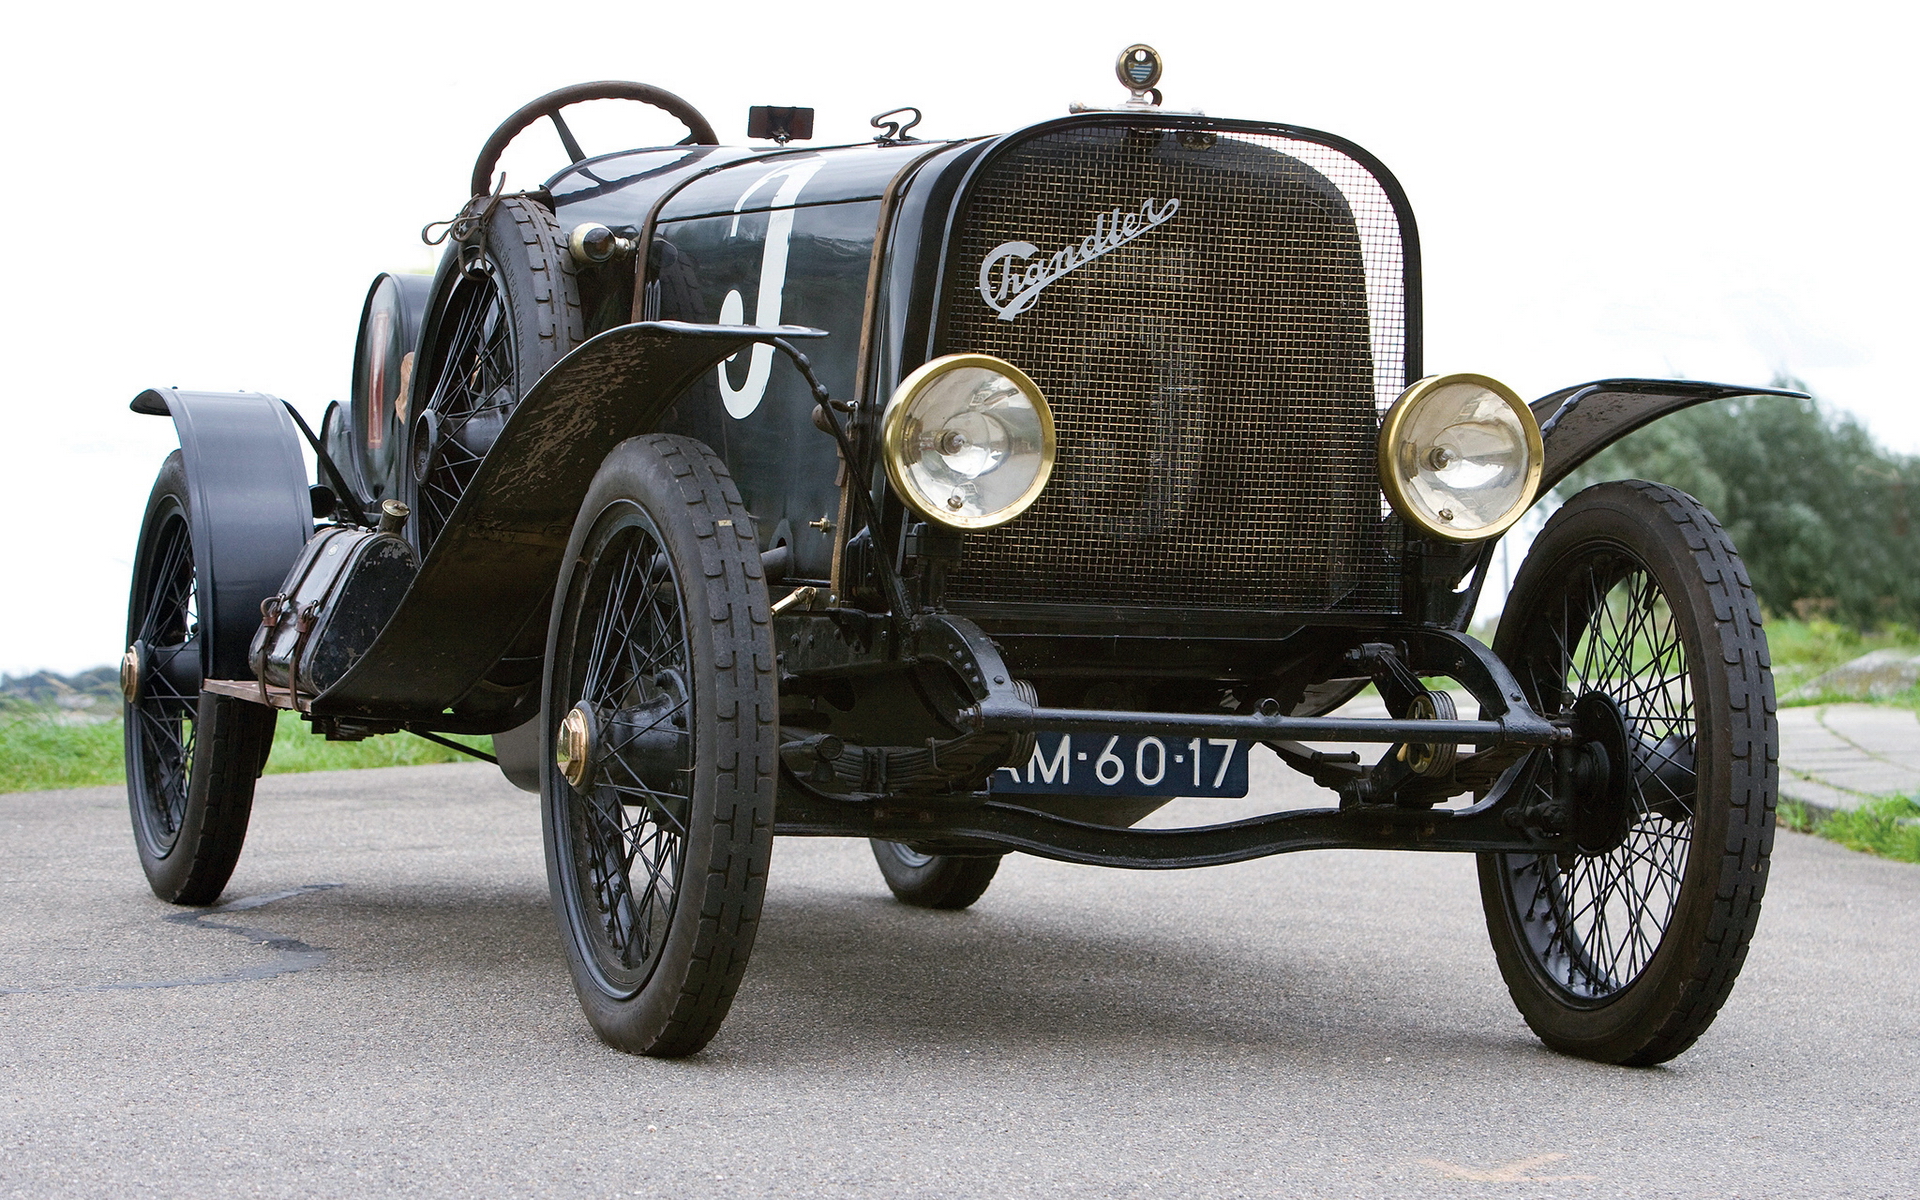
top-left (1071, 44), bottom-right (1190, 114)
top-left (1117, 44), bottom-right (1163, 104)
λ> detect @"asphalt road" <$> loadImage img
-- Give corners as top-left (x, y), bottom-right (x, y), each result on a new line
top-left (2, 760), bottom-right (1915, 1199)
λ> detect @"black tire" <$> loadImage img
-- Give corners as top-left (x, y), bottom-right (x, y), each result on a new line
top-left (411, 196), bottom-right (584, 551)
top-left (124, 452), bottom-right (277, 905)
top-left (541, 435), bottom-right (777, 1057)
top-left (1479, 481), bottom-right (1775, 1066)
top-left (869, 841), bottom-right (1002, 910)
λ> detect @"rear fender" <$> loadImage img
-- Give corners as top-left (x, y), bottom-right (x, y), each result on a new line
top-left (1530, 377), bottom-right (1808, 496)
top-left (130, 389), bottom-right (313, 681)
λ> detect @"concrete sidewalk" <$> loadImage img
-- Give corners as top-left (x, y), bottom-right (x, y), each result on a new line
top-left (1778, 702), bottom-right (1920, 816)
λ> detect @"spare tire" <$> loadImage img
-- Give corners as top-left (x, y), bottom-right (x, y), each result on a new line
top-left (409, 196), bottom-right (584, 553)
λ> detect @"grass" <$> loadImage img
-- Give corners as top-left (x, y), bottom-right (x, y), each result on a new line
top-left (259, 712), bottom-right (491, 774)
top-left (1463, 614), bottom-right (1918, 689)
top-left (7, 617), bottom-right (1918, 862)
top-left (1783, 681), bottom-right (1920, 711)
top-left (1779, 794), bottom-right (1920, 864)
top-left (0, 717), bottom-right (126, 793)
top-left (1460, 616), bottom-right (1919, 706)
top-left (0, 709), bottom-right (492, 795)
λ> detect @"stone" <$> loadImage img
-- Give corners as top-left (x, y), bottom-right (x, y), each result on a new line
top-left (1785, 649), bottom-right (1920, 701)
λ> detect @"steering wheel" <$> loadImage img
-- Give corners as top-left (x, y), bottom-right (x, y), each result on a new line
top-left (469, 80), bottom-right (720, 197)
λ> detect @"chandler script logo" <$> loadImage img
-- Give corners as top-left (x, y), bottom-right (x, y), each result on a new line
top-left (977, 197), bottom-right (1181, 321)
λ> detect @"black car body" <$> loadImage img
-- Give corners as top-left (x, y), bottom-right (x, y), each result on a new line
top-left (121, 54), bottom-right (1788, 1062)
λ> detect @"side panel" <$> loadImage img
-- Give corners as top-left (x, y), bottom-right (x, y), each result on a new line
top-left (652, 200), bottom-right (878, 581)
top-left (547, 146), bottom-right (760, 229)
top-left (651, 142), bottom-right (950, 219)
top-left (868, 141), bottom-right (990, 411)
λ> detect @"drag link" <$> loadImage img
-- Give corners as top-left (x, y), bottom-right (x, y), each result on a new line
top-left (974, 703), bottom-right (1578, 749)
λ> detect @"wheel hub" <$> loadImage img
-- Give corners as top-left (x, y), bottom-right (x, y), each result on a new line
top-left (410, 410), bottom-right (440, 481)
top-left (1634, 730), bottom-right (1697, 820)
top-left (1569, 691), bottom-right (1635, 855)
top-left (120, 642), bottom-right (145, 705)
top-left (557, 704), bottom-right (598, 790)
top-left (606, 704), bottom-right (691, 792)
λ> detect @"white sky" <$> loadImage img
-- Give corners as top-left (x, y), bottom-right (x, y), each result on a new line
top-left (1, 0), bottom-right (1912, 674)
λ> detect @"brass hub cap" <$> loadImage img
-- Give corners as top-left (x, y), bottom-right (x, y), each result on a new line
top-left (556, 704), bottom-right (597, 790)
top-left (120, 643), bottom-right (144, 705)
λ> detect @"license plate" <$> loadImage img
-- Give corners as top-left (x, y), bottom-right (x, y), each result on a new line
top-left (990, 733), bottom-right (1250, 798)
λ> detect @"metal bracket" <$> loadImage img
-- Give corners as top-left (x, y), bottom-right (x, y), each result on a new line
top-left (908, 613), bottom-right (1024, 707)
top-left (870, 107), bottom-right (922, 143)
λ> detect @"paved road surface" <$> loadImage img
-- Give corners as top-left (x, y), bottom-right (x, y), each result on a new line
top-left (1, 759), bottom-right (1915, 1198)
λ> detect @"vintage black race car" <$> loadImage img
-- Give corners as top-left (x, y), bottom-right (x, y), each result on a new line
top-left (121, 48), bottom-right (1792, 1062)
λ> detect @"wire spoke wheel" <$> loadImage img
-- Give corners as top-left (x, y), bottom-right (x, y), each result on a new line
top-left (126, 482), bottom-right (200, 855)
top-left (1480, 481), bottom-right (1776, 1065)
top-left (558, 510), bottom-right (692, 994)
top-left (1503, 559), bottom-right (1694, 998)
top-left (414, 259), bottom-right (518, 546)
top-left (543, 435), bottom-right (776, 1057)
top-left (124, 452), bottom-right (277, 905)
top-left (868, 840), bottom-right (1003, 909)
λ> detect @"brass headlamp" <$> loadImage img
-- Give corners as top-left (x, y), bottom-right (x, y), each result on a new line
top-left (881, 354), bottom-right (1056, 531)
top-left (1379, 373), bottom-right (1543, 541)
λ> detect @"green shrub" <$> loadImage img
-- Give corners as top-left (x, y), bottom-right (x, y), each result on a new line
top-left (1562, 386), bottom-right (1920, 628)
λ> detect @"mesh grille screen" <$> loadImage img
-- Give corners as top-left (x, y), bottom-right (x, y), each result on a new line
top-left (937, 120), bottom-right (1408, 613)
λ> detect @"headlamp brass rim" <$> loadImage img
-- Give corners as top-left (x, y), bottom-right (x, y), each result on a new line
top-left (880, 353), bottom-right (1057, 531)
top-left (1378, 372), bottom-right (1544, 543)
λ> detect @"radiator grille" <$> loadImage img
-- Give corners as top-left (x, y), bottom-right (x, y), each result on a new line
top-left (937, 120), bottom-right (1410, 613)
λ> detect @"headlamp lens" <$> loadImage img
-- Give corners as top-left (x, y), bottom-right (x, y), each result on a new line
top-left (1380, 374), bottom-right (1542, 540)
top-left (884, 356), bottom-right (1054, 529)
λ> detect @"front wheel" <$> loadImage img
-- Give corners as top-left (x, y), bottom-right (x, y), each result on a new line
top-left (541, 435), bottom-right (777, 1057)
top-left (1479, 481), bottom-right (1776, 1066)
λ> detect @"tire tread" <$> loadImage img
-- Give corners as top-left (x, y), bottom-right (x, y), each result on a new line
top-left (1481, 480), bottom-right (1776, 1066)
top-left (546, 434), bottom-right (776, 1057)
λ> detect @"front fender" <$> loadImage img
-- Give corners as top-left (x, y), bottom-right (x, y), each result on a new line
top-left (1529, 377), bottom-right (1808, 496)
top-left (312, 320), bottom-right (825, 727)
top-left (130, 389), bottom-right (312, 680)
